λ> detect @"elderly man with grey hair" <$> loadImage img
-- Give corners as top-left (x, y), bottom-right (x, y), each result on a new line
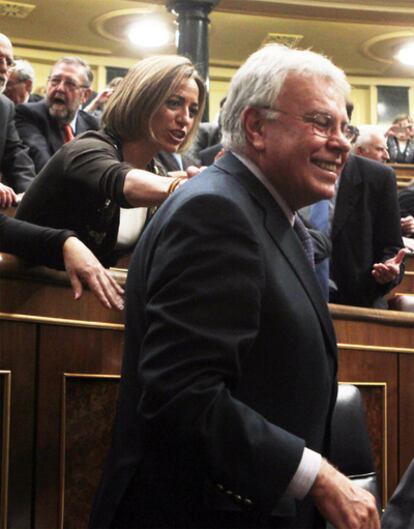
top-left (353, 125), bottom-right (390, 163)
top-left (4, 59), bottom-right (38, 105)
top-left (90, 44), bottom-right (379, 529)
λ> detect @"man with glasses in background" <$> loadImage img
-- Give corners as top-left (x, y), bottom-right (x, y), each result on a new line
top-left (0, 33), bottom-right (34, 202)
top-left (4, 59), bottom-right (41, 105)
top-left (15, 56), bottom-right (99, 172)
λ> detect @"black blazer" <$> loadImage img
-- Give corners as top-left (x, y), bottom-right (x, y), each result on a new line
top-left (90, 153), bottom-right (338, 529)
top-left (0, 95), bottom-right (34, 192)
top-left (15, 100), bottom-right (99, 172)
top-left (330, 155), bottom-right (404, 308)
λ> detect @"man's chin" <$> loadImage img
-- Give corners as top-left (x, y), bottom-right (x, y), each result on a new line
top-left (48, 105), bottom-right (72, 123)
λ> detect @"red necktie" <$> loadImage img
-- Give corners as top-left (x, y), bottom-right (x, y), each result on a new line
top-left (63, 124), bottom-right (74, 143)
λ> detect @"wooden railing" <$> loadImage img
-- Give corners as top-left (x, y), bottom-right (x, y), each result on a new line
top-left (390, 163), bottom-right (414, 188)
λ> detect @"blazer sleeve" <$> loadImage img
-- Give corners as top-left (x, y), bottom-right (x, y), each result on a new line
top-left (133, 193), bottom-right (305, 514)
top-left (373, 167), bottom-right (405, 292)
top-left (0, 98), bottom-right (35, 192)
top-left (15, 103), bottom-right (54, 173)
top-left (0, 213), bottom-right (75, 269)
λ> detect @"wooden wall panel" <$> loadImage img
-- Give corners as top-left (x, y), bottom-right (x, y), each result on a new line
top-left (35, 325), bottom-right (123, 529)
top-left (338, 348), bottom-right (397, 500)
top-left (0, 321), bottom-right (36, 529)
top-left (62, 376), bottom-right (119, 529)
top-left (0, 372), bottom-right (11, 529)
top-left (398, 354), bottom-right (414, 475)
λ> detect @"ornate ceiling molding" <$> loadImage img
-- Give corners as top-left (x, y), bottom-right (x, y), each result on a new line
top-left (0, 0), bottom-right (34, 18)
top-left (361, 31), bottom-right (414, 65)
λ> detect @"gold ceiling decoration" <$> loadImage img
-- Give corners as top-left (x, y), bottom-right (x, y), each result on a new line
top-left (262, 33), bottom-right (303, 48)
top-left (0, 0), bottom-right (34, 18)
top-left (90, 6), bottom-right (169, 44)
top-left (361, 31), bottom-right (414, 65)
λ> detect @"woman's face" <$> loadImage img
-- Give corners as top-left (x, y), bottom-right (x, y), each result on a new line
top-left (151, 77), bottom-right (200, 152)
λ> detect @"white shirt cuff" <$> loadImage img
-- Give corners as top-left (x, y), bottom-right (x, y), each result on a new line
top-left (285, 448), bottom-right (322, 499)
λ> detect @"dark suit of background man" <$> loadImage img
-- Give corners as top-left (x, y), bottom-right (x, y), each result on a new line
top-left (330, 154), bottom-right (404, 308)
top-left (327, 123), bottom-right (404, 308)
top-left (89, 45), bottom-right (379, 529)
top-left (0, 33), bottom-right (34, 204)
top-left (15, 56), bottom-right (99, 172)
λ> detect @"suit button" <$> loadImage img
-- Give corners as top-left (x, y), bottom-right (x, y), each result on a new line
top-left (225, 489), bottom-right (233, 495)
top-left (216, 483), bottom-right (224, 491)
top-left (234, 494), bottom-right (242, 503)
top-left (243, 498), bottom-right (253, 507)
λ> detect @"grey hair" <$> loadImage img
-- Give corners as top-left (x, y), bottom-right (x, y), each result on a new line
top-left (221, 43), bottom-right (350, 153)
top-left (12, 59), bottom-right (35, 83)
top-left (352, 125), bottom-right (386, 153)
top-left (51, 56), bottom-right (93, 87)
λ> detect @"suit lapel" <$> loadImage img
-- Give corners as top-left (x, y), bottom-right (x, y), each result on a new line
top-left (332, 155), bottom-right (362, 240)
top-left (216, 154), bottom-right (338, 356)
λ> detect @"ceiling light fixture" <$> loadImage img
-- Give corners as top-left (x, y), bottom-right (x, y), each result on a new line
top-left (395, 43), bottom-right (414, 66)
top-left (127, 18), bottom-right (170, 48)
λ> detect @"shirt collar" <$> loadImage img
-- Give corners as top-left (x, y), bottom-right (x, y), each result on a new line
top-left (231, 151), bottom-right (295, 226)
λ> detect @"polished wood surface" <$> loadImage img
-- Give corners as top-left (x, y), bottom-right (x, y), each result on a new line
top-left (1, 256), bottom-right (414, 527)
top-left (391, 163), bottom-right (414, 188)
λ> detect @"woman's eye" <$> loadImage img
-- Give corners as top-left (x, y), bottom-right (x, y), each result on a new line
top-left (166, 99), bottom-right (180, 109)
top-left (189, 107), bottom-right (199, 118)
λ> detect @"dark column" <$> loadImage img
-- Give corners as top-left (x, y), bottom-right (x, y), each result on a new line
top-left (167, 0), bottom-right (219, 120)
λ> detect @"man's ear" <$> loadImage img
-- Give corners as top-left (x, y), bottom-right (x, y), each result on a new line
top-left (26, 79), bottom-right (33, 93)
top-left (242, 107), bottom-right (266, 151)
top-left (81, 87), bottom-right (92, 105)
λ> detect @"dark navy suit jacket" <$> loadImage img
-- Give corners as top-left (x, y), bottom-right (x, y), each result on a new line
top-left (330, 155), bottom-right (404, 308)
top-left (90, 153), bottom-right (338, 529)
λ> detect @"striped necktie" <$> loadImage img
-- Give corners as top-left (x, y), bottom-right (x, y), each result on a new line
top-left (294, 215), bottom-right (315, 269)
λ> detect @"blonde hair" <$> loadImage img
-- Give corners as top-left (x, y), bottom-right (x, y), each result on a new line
top-left (102, 55), bottom-right (205, 151)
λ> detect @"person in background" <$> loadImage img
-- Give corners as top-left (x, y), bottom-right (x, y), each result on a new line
top-left (15, 56), bottom-right (100, 172)
top-left (16, 55), bottom-right (205, 266)
top-left (4, 59), bottom-right (41, 105)
top-left (83, 76), bottom-right (123, 121)
top-left (386, 114), bottom-right (414, 163)
top-left (352, 125), bottom-right (414, 238)
top-left (0, 33), bottom-right (35, 196)
top-left (89, 44), bottom-right (379, 529)
top-left (188, 95), bottom-right (226, 164)
top-left (353, 125), bottom-right (389, 163)
top-left (0, 213), bottom-right (124, 310)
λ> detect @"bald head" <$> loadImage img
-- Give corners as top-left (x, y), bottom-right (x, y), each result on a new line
top-left (0, 33), bottom-right (14, 93)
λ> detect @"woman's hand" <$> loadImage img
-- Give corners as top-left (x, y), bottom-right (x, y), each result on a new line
top-left (63, 237), bottom-right (124, 310)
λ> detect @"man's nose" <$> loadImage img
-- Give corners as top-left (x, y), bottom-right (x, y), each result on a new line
top-left (327, 132), bottom-right (352, 153)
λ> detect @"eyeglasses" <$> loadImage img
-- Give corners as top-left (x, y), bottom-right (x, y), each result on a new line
top-left (0, 55), bottom-right (15, 69)
top-left (48, 76), bottom-right (88, 91)
top-left (259, 106), bottom-right (354, 141)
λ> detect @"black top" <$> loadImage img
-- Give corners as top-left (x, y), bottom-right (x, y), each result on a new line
top-left (0, 213), bottom-right (75, 269)
top-left (16, 129), bottom-right (133, 265)
top-left (387, 136), bottom-right (414, 164)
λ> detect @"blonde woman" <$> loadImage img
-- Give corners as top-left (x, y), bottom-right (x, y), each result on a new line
top-left (17, 55), bottom-right (205, 265)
